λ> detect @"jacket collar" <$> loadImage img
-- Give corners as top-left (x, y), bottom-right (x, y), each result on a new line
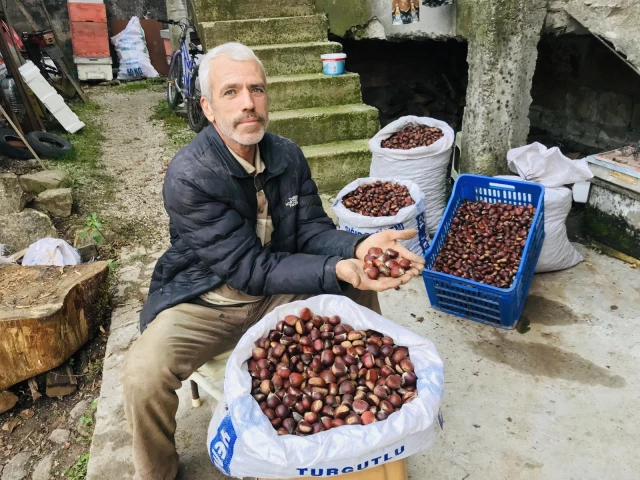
top-left (204, 124), bottom-right (287, 181)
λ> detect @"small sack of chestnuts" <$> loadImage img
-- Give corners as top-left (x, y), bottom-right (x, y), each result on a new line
top-left (341, 181), bottom-right (415, 218)
top-left (381, 124), bottom-right (444, 150)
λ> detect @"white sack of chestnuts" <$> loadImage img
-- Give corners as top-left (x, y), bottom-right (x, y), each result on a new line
top-left (207, 295), bottom-right (444, 479)
top-left (369, 116), bottom-right (455, 237)
top-left (332, 177), bottom-right (430, 256)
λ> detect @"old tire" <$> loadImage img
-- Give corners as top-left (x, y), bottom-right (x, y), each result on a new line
top-left (0, 129), bottom-right (33, 159)
top-left (26, 131), bottom-right (73, 158)
top-left (187, 68), bottom-right (208, 133)
top-left (167, 53), bottom-right (183, 109)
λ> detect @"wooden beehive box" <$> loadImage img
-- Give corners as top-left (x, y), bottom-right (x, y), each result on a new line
top-left (68, 2), bottom-right (110, 58)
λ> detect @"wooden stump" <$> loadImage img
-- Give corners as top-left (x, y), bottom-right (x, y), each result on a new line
top-left (0, 262), bottom-right (110, 391)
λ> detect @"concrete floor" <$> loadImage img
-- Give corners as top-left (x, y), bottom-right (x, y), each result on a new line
top-left (87, 244), bottom-right (640, 479)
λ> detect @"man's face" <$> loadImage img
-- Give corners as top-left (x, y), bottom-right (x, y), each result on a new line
top-left (201, 56), bottom-right (269, 146)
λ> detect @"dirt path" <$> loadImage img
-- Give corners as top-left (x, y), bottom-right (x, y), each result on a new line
top-left (92, 87), bottom-right (172, 249)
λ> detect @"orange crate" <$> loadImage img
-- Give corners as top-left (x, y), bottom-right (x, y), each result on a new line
top-left (70, 21), bottom-right (110, 57)
top-left (67, 3), bottom-right (107, 23)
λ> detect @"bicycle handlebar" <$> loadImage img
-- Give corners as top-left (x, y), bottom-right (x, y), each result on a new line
top-left (156, 18), bottom-right (176, 25)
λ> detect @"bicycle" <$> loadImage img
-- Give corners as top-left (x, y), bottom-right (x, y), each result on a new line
top-left (159, 18), bottom-right (208, 133)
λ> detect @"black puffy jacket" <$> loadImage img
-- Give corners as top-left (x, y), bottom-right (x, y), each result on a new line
top-left (140, 125), bottom-right (364, 330)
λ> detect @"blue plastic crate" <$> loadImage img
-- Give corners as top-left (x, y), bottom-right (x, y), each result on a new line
top-left (422, 174), bottom-right (545, 329)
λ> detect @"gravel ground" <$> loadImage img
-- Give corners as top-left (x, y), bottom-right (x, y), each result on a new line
top-left (92, 87), bottom-right (173, 249)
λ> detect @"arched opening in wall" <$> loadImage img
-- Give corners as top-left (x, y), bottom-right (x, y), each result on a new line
top-left (529, 34), bottom-right (640, 156)
top-left (335, 36), bottom-right (468, 132)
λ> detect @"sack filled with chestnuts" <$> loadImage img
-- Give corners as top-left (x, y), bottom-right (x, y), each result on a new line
top-left (332, 177), bottom-right (430, 256)
top-left (207, 295), bottom-right (444, 479)
top-left (369, 116), bottom-right (455, 237)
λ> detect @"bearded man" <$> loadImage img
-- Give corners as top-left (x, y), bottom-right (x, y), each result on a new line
top-left (122, 42), bottom-right (424, 479)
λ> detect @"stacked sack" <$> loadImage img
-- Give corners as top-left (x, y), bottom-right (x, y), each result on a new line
top-left (369, 116), bottom-right (455, 236)
top-left (332, 178), bottom-right (430, 256)
top-left (500, 142), bottom-right (593, 273)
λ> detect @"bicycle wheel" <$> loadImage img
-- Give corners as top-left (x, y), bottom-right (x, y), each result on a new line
top-left (167, 53), bottom-right (183, 109)
top-left (187, 69), bottom-right (208, 133)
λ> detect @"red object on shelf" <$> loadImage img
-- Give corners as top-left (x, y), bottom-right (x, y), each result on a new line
top-left (67, 3), bottom-right (110, 58)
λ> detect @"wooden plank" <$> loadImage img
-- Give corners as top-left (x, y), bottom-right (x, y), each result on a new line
top-left (46, 365), bottom-right (78, 398)
top-left (28, 378), bottom-right (42, 401)
top-left (38, 0), bottom-right (89, 103)
top-left (14, 0), bottom-right (40, 30)
top-left (0, 18), bottom-right (44, 132)
top-left (0, 104), bottom-right (46, 169)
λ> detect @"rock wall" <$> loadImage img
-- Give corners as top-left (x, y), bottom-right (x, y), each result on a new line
top-left (530, 34), bottom-right (640, 154)
top-left (6, 0), bottom-right (167, 61)
top-left (0, 171), bottom-right (72, 254)
top-left (315, 0), bottom-right (456, 40)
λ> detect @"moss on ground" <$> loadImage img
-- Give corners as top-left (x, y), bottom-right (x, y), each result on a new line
top-left (51, 100), bottom-right (114, 218)
top-left (584, 207), bottom-right (640, 259)
top-left (115, 78), bottom-right (165, 93)
top-left (152, 100), bottom-right (195, 150)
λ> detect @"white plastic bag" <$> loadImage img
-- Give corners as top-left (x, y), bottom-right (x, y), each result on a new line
top-left (22, 238), bottom-right (81, 266)
top-left (507, 142), bottom-right (593, 188)
top-left (369, 116), bottom-right (455, 236)
top-left (207, 295), bottom-right (444, 479)
top-left (332, 178), bottom-right (430, 256)
top-left (500, 143), bottom-right (592, 272)
top-left (111, 17), bottom-right (159, 80)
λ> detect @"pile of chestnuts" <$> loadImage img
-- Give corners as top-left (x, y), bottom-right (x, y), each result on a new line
top-left (381, 125), bottom-right (444, 150)
top-left (248, 308), bottom-right (418, 436)
top-left (432, 200), bottom-right (536, 288)
top-left (342, 181), bottom-right (414, 217)
top-left (363, 247), bottom-right (412, 279)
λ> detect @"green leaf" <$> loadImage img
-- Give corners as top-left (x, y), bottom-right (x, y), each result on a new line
top-left (92, 231), bottom-right (103, 245)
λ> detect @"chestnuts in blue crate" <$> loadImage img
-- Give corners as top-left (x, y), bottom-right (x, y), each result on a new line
top-left (422, 174), bottom-right (545, 329)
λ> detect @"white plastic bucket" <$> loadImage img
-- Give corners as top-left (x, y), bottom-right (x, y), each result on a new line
top-left (321, 53), bottom-right (346, 76)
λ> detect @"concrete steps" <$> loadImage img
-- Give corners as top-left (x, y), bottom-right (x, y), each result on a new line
top-left (199, 15), bottom-right (328, 46)
top-left (189, 0), bottom-right (315, 24)
top-left (268, 104), bottom-right (379, 147)
top-left (252, 41), bottom-right (342, 76)
top-left (192, 2), bottom-right (380, 192)
top-left (268, 73), bottom-right (362, 112)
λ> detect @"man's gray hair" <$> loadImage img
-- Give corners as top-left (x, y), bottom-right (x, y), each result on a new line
top-left (198, 42), bottom-right (266, 103)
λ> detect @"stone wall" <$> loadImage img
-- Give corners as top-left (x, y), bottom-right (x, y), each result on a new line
top-left (6, 0), bottom-right (166, 61)
top-left (0, 170), bottom-right (72, 255)
top-left (529, 34), bottom-right (640, 154)
top-left (314, 0), bottom-right (600, 41)
top-left (339, 37), bottom-right (468, 129)
top-left (315, 0), bottom-right (456, 40)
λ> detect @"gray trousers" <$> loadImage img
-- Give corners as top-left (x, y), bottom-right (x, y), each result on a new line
top-left (122, 289), bottom-right (380, 480)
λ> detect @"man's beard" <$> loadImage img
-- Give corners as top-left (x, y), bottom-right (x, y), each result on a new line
top-left (215, 111), bottom-right (269, 146)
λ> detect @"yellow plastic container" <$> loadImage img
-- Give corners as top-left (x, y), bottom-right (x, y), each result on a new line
top-left (260, 459), bottom-right (408, 480)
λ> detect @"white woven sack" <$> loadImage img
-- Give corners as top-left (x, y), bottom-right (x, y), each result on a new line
top-left (369, 116), bottom-right (454, 236)
top-left (332, 177), bottom-right (430, 256)
top-left (207, 295), bottom-right (444, 479)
